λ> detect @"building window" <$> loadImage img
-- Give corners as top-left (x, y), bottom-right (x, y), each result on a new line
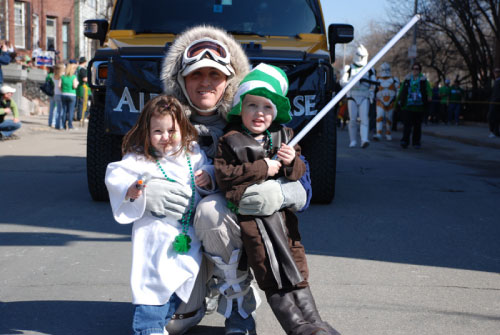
top-left (14, 1), bottom-right (25, 49)
top-left (46, 17), bottom-right (56, 52)
top-left (62, 23), bottom-right (69, 60)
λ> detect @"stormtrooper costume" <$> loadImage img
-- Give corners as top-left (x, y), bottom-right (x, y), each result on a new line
top-left (374, 62), bottom-right (399, 141)
top-left (340, 44), bottom-right (376, 148)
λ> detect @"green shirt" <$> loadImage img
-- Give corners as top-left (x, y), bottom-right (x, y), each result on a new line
top-left (439, 85), bottom-right (450, 104)
top-left (449, 85), bottom-right (463, 103)
top-left (61, 74), bottom-right (77, 95)
top-left (0, 98), bottom-right (19, 119)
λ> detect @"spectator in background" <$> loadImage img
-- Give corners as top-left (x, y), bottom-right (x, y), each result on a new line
top-left (439, 79), bottom-right (451, 124)
top-left (448, 79), bottom-right (464, 125)
top-left (0, 85), bottom-right (21, 140)
top-left (5, 41), bottom-right (14, 53)
top-left (60, 61), bottom-right (79, 130)
top-left (52, 64), bottom-right (65, 130)
top-left (429, 80), bottom-right (440, 124)
top-left (75, 57), bottom-right (88, 121)
top-left (395, 62), bottom-right (432, 149)
top-left (0, 42), bottom-right (12, 85)
top-left (45, 67), bottom-right (56, 127)
top-left (488, 68), bottom-right (500, 138)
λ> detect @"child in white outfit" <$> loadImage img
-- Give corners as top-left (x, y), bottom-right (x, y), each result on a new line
top-left (105, 95), bottom-right (216, 335)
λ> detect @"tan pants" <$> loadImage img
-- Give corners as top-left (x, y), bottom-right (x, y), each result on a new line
top-left (194, 192), bottom-right (260, 319)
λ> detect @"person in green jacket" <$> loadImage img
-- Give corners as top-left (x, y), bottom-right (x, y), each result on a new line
top-left (448, 79), bottom-right (464, 125)
top-left (75, 57), bottom-right (88, 121)
top-left (0, 84), bottom-right (21, 140)
top-left (395, 62), bottom-right (432, 149)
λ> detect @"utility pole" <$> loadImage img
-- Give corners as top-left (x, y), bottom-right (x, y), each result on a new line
top-left (495, 1), bottom-right (500, 68)
top-left (409, 0), bottom-right (418, 67)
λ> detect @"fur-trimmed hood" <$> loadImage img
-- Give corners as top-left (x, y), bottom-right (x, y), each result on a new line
top-left (161, 25), bottom-right (250, 121)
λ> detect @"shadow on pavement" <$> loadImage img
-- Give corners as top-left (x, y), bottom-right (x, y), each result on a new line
top-left (0, 155), bottom-right (129, 237)
top-left (1, 154), bottom-right (499, 275)
top-left (0, 301), bottom-right (225, 335)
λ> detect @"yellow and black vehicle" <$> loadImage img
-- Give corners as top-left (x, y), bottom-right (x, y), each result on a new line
top-left (84, 0), bottom-right (353, 203)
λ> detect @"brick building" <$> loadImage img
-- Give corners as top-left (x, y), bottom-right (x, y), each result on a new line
top-left (0, 0), bottom-right (110, 64)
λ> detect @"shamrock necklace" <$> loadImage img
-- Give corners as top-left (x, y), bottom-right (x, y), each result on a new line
top-left (155, 148), bottom-right (195, 254)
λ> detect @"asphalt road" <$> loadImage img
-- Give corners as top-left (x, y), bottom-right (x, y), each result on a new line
top-left (1, 116), bottom-right (499, 335)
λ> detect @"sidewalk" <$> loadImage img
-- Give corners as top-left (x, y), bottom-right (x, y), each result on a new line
top-left (6, 114), bottom-right (500, 150)
top-left (420, 121), bottom-right (500, 149)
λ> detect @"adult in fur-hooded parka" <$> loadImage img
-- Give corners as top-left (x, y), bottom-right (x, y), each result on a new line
top-left (161, 25), bottom-right (250, 121)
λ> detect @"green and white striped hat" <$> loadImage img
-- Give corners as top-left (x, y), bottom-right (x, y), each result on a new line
top-left (228, 63), bottom-right (292, 124)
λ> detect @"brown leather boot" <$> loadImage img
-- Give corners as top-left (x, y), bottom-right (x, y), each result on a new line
top-left (292, 287), bottom-right (341, 335)
top-left (266, 289), bottom-right (332, 335)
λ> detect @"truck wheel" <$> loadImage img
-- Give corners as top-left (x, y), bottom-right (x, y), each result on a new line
top-left (86, 105), bottom-right (123, 201)
top-left (302, 110), bottom-right (336, 204)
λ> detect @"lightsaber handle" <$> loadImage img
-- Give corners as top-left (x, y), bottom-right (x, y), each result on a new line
top-left (287, 14), bottom-right (421, 148)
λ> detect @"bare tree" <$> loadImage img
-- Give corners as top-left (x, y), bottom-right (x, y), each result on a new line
top-left (363, 0), bottom-right (499, 120)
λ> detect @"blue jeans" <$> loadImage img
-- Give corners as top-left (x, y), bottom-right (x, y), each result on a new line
top-left (448, 103), bottom-right (461, 124)
top-left (0, 119), bottom-right (22, 137)
top-left (61, 94), bottom-right (76, 129)
top-left (132, 293), bottom-right (181, 335)
top-left (48, 96), bottom-right (57, 126)
top-left (53, 95), bottom-right (64, 129)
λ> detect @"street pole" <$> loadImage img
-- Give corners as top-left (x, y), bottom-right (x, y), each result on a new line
top-left (410, 0), bottom-right (419, 67)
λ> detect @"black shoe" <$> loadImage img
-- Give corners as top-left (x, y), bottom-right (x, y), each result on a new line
top-left (400, 141), bottom-right (408, 149)
top-left (413, 144), bottom-right (421, 149)
top-left (1, 134), bottom-right (20, 141)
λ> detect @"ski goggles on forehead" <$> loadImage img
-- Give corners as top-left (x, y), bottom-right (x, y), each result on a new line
top-left (182, 38), bottom-right (231, 66)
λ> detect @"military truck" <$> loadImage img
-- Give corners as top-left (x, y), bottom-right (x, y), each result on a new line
top-left (84, 0), bottom-right (353, 203)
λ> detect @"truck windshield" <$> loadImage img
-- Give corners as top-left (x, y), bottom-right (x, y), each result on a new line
top-left (111, 0), bottom-right (323, 36)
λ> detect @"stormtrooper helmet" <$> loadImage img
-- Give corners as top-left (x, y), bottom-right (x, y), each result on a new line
top-left (380, 62), bottom-right (391, 77)
top-left (353, 44), bottom-right (368, 67)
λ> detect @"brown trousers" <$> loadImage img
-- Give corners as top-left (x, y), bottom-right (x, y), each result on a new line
top-left (239, 210), bottom-right (309, 293)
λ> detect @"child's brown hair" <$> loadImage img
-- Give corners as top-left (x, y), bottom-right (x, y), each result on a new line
top-left (122, 95), bottom-right (198, 160)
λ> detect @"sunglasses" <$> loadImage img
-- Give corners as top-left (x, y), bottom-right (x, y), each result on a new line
top-left (182, 38), bottom-right (231, 67)
top-left (412, 67), bottom-right (420, 71)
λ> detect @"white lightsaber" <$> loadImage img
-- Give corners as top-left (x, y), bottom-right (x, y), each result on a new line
top-left (287, 14), bottom-right (421, 147)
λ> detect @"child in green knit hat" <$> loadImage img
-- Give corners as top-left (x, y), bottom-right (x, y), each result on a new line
top-left (214, 63), bottom-right (340, 335)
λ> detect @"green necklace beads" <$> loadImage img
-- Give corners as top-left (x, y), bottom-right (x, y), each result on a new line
top-left (155, 148), bottom-right (195, 254)
top-left (242, 125), bottom-right (273, 154)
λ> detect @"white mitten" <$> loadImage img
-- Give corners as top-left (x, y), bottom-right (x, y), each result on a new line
top-left (145, 178), bottom-right (192, 221)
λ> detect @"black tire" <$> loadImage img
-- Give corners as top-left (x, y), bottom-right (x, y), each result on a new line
top-left (301, 110), bottom-right (336, 204)
top-left (86, 104), bottom-right (123, 201)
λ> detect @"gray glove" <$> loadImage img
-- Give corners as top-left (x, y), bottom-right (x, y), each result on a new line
top-left (145, 178), bottom-right (192, 221)
top-left (238, 179), bottom-right (284, 216)
top-left (279, 178), bottom-right (307, 212)
top-left (239, 177), bottom-right (307, 216)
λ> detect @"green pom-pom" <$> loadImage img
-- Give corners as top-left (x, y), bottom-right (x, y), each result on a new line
top-left (173, 233), bottom-right (192, 254)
